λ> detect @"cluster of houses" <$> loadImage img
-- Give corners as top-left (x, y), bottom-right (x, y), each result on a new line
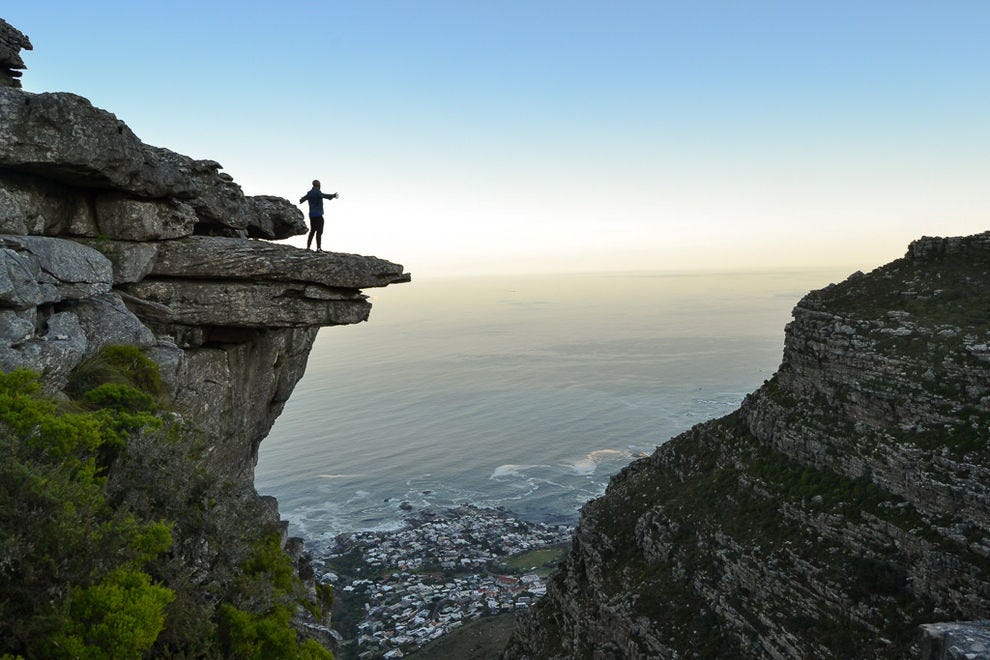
top-left (313, 506), bottom-right (572, 657)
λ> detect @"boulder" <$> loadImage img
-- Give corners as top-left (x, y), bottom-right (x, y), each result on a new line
top-left (0, 311), bottom-right (87, 392)
top-left (0, 308), bottom-right (33, 343)
top-left (0, 235), bottom-right (112, 301)
top-left (246, 195), bottom-right (308, 239)
top-left (77, 239), bottom-right (159, 284)
top-left (0, 87), bottom-right (160, 192)
top-left (0, 246), bottom-right (42, 308)
top-left (65, 293), bottom-right (156, 357)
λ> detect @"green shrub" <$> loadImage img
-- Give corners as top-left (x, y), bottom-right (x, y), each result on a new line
top-left (67, 345), bottom-right (166, 404)
top-left (218, 604), bottom-right (333, 660)
top-left (1, 364), bottom-right (334, 659)
top-left (0, 370), bottom-right (174, 657)
top-left (219, 604), bottom-right (300, 659)
top-left (217, 534), bottom-right (334, 658)
top-left (53, 568), bottom-right (175, 659)
top-left (314, 582), bottom-right (335, 619)
top-left (83, 382), bottom-right (157, 413)
top-left (242, 534), bottom-right (299, 594)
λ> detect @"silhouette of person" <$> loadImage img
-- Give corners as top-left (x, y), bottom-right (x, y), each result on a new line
top-left (299, 180), bottom-right (338, 251)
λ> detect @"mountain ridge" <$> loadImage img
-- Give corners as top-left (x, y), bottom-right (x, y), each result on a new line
top-left (507, 232), bottom-right (990, 658)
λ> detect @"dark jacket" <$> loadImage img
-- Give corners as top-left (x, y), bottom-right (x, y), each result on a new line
top-left (300, 188), bottom-right (335, 217)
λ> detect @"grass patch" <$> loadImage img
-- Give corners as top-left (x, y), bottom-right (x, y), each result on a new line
top-left (501, 543), bottom-right (569, 577)
top-left (407, 613), bottom-right (517, 660)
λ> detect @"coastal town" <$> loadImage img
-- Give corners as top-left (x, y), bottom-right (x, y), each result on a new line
top-left (308, 505), bottom-right (573, 658)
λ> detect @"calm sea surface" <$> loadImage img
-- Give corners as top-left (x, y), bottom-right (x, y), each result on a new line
top-left (255, 269), bottom-right (849, 543)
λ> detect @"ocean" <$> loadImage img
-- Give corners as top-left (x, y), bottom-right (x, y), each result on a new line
top-left (255, 268), bottom-right (850, 543)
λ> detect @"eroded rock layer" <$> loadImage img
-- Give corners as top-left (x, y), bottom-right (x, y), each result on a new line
top-left (0, 42), bottom-right (408, 484)
top-left (508, 233), bottom-right (990, 658)
top-left (0, 18), bottom-right (30, 88)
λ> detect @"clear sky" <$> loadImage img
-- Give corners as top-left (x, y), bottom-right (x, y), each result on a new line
top-left (6, 2), bottom-right (989, 276)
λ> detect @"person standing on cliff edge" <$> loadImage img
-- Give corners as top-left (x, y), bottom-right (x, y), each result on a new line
top-left (299, 180), bottom-right (338, 251)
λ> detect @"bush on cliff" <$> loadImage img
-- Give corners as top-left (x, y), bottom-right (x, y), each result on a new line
top-left (0, 368), bottom-right (173, 658)
top-left (66, 344), bottom-right (167, 405)
top-left (53, 568), bottom-right (176, 658)
top-left (216, 534), bottom-right (331, 659)
top-left (0, 352), bottom-right (333, 659)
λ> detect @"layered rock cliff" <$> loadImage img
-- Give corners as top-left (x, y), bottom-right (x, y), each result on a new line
top-left (0, 17), bottom-right (407, 486)
top-left (0, 18), bottom-right (406, 654)
top-left (508, 233), bottom-right (990, 658)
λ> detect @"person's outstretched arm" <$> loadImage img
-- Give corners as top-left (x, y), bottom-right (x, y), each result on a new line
top-left (322, 192), bottom-right (338, 200)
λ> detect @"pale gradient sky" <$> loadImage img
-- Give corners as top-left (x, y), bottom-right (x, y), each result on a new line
top-left (6, 2), bottom-right (988, 276)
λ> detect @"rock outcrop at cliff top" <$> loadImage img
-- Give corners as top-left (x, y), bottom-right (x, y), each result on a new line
top-left (507, 233), bottom-right (990, 658)
top-left (0, 30), bottom-right (409, 484)
top-left (0, 18), bottom-right (31, 88)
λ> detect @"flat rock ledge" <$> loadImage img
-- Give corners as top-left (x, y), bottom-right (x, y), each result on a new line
top-left (78, 235), bottom-right (410, 337)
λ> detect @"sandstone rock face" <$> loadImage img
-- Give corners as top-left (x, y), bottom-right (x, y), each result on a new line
top-left (0, 171), bottom-right (97, 236)
top-left (169, 327), bottom-right (321, 482)
top-left (1, 235), bottom-right (113, 302)
top-left (147, 235), bottom-right (412, 288)
top-left (0, 49), bottom-right (409, 480)
top-left (0, 85), bottom-right (310, 240)
top-left (508, 233), bottom-right (990, 659)
top-left (94, 194), bottom-right (198, 241)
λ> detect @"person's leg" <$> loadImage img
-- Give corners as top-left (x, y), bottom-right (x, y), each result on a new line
top-left (306, 227), bottom-right (315, 249)
top-left (313, 216), bottom-right (325, 251)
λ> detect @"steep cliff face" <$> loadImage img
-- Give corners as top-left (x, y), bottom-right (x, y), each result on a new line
top-left (508, 233), bottom-right (990, 658)
top-left (0, 17), bottom-right (408, 653)
top-left (0, 28), bottom-right (407, 485)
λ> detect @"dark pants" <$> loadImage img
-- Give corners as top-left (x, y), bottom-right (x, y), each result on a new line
top-left (307, 215), bottom-right (324, 250)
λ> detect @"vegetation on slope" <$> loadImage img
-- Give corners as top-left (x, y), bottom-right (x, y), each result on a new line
top-left (0, 346), bottom-right (331, 659)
